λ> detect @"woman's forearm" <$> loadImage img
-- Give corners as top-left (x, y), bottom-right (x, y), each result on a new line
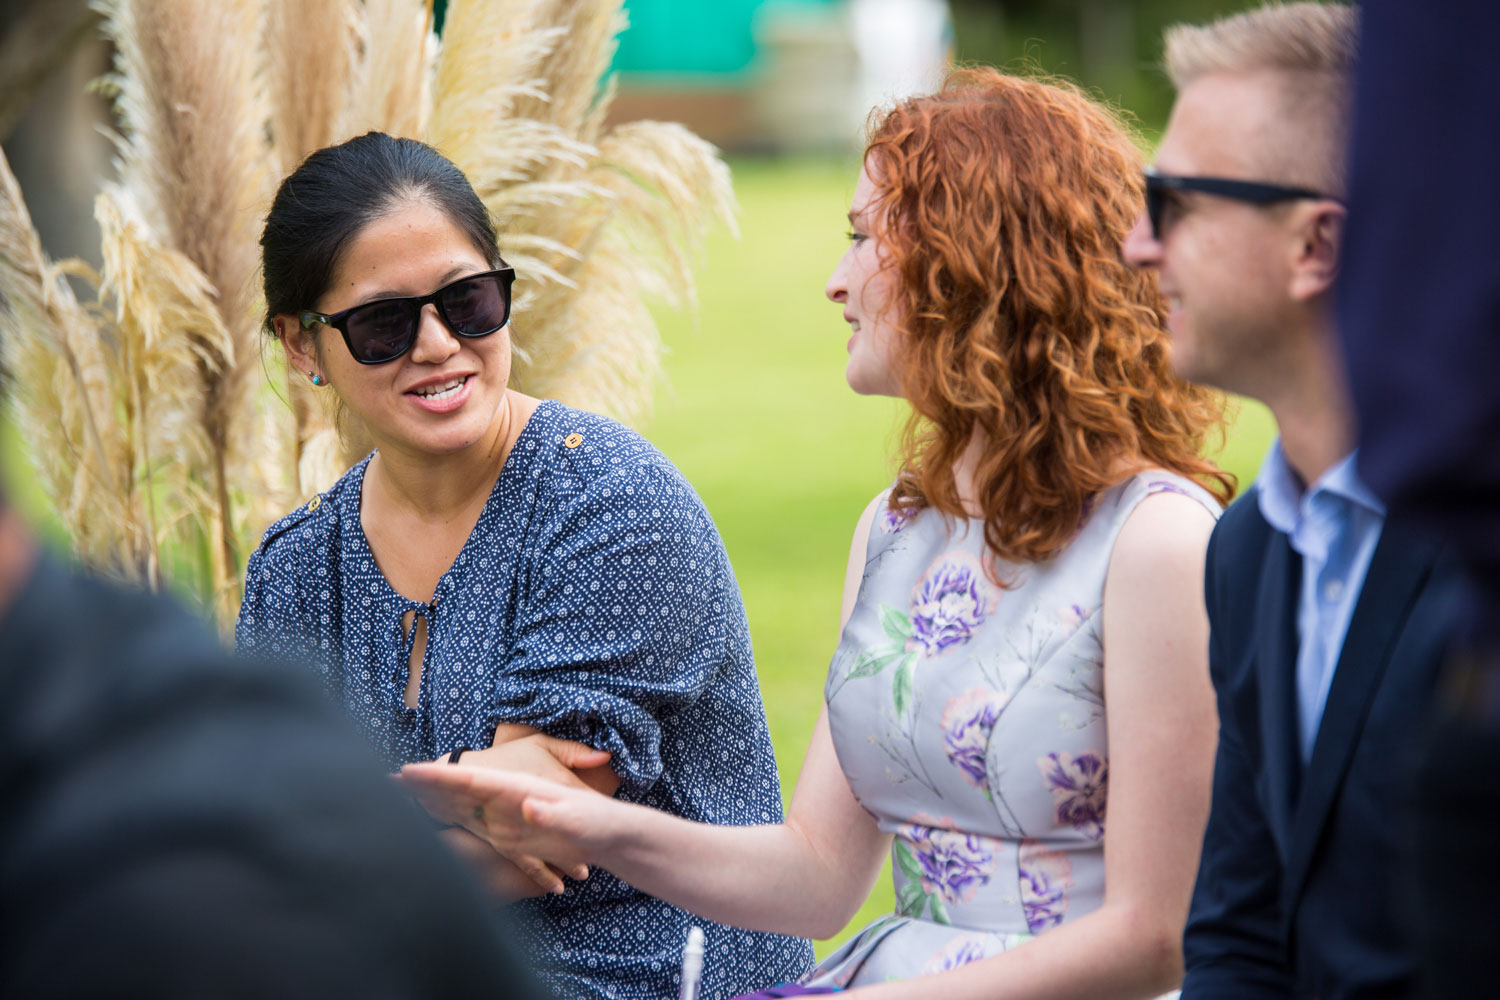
top-left (586, 798), bottom-right (887, 940)
top-left (580, 708), bottom-right (891, 939)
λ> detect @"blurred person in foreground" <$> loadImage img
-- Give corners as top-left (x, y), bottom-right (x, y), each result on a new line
top-left (0, 502), bottom-right (544, 995)
top-left (401, 67), bottom-right (1234, 999)
top-left (1340, 2), bottom-right (1500, 996)
top-left (237, 132), bottom-right (811, 999)
top-left (1122, 4), bottom-right (1458, 997)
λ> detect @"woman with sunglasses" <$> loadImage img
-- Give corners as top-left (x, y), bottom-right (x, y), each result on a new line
top-left (235, 132), bottom-right (813, 999)
top-left (398, 70), bottom-right (1234, 998)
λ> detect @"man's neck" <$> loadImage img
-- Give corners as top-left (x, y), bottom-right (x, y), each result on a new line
top-left (1263, 334), bottom-right (1356, 488)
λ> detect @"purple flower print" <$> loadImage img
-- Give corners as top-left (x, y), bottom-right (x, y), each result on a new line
top-left (905, 821), bottom-right (998, 904)
top-left (1018, 839), bottom-right (1075, 933)
top-left (908, 553), bottom-right (992, 657)
top-left (1056, 604), bottom-right (1091, 630)
top-left (941, 688), bottom-right (1008, 789)
top-left (921, 935), bottom-right (990, 974)
top-left (880, 502), bottom-right (915, 533)
top-left (1038, 751), bottom-right (1108, 840)
top-left (1146, 479), bottom-right (1196, 501)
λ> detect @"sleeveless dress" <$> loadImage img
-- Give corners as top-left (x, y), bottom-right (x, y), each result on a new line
top-left (805, 472), bottom-right (1219, 987)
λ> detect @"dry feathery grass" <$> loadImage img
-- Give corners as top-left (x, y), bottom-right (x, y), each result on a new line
top-left (349, 0), bottom-right (434, 139)
top-left (95, 0), bottom-right (286, 618)
top-left (267, 0), bottom-right (360, 174)
top-left (94, 186), bottom-right (235, 585)
top-left (0, 149), bottom-right (132, 571)
top-left (263, 0), bottom-right (367, 486)
top-left (426, 0), bottom-right (737, 428)
top-left (1, 146), bottom-right (237, 593)
top-left (7, 0), bottom-right (734, 626)
top-left (499, 120), bottom-right (737, 424)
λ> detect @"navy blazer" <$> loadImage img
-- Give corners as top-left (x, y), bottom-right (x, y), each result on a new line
top-left (1181, 491), bottom-right (1458, 1000)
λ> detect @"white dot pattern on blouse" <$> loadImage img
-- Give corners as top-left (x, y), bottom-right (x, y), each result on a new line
top-left (236, 400), bottom-right (812, 999)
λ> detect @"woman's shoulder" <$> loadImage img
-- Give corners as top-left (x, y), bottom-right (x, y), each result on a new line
top-left (847, 483), bottom-right (943, 579)
top-left (534, 401), bottom-right (667, 468)
top-left (1098, 469), bottom-right (1223, 524)
top-left (1096, 470), bottom-right (1219, 577)
top-left (1047, 469), bottom-right (1219, 580)
top-left (530, 401), bottom-right (697, 509)
top-left (251, 457), bottom-right (366, 564)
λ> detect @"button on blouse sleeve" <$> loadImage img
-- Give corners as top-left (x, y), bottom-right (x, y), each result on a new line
top-left (493, 464), bottom-right (737, 798)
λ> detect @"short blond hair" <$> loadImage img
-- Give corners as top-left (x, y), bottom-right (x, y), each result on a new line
top-left (1164, 2), bottom-right (1357, 193)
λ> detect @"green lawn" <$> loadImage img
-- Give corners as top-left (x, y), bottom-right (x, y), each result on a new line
top-left (645, 157), bottom-right (1276, 954)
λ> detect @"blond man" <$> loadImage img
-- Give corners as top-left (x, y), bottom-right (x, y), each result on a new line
top-left (1124, 4), bottom-right (1457, 997)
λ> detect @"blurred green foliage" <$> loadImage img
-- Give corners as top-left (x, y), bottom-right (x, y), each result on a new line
top-left (948, 0), bottom-right (1269, 134)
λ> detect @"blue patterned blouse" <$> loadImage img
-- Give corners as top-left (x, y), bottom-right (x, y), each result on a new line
top-left (236, 400), bottom-right (812, 999)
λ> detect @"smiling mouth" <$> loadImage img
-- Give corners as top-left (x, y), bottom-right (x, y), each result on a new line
top-left (411, 376), bottom-right (468, 401)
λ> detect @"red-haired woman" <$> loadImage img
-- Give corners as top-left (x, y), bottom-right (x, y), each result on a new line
top-left (400, 69), bottom-right (1234, 999)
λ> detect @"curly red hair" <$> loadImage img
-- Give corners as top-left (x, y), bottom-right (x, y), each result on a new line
top-left (869, 67), bottom-right (1235, 568)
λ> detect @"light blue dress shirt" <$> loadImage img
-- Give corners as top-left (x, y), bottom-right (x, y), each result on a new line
top-left (1256, 440), bottom-right (1387, 761)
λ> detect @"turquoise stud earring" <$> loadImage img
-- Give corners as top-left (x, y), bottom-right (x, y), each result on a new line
top-left (309, 371), bottom-right (324, 386)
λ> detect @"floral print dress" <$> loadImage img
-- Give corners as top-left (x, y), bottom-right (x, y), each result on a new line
top-left (805, 472), bottom-right (1219, 987)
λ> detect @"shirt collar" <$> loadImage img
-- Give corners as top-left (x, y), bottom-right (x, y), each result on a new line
top-left (1256, 438), bottom-right (1386, 536)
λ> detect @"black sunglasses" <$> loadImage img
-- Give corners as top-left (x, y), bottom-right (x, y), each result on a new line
top-left (1143, 168), bottom-right (1341, 239)
top-left (299, 266), bottom-right (515, 365)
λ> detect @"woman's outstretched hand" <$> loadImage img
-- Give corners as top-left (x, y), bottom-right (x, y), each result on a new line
top-left (403, 731), bottom-right (616, 896)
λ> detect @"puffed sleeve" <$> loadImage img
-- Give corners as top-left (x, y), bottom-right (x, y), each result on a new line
top-left (234, 545), bottom-right (271, 654)
top-left (234, 511), bottom-right (337, 693)
top-left (491, 461), bottom-right (740, 798)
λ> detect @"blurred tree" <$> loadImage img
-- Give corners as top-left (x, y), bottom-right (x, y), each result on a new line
top-left (0, 0), bottom-right (98, 141)
top-left (946, 0), bottom-right (1267, 133)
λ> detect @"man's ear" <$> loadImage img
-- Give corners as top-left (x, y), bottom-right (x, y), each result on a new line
top-left (1288, 201), bottom-right (1345, 302)
top-left (275, 315), bottom-right (319, 376)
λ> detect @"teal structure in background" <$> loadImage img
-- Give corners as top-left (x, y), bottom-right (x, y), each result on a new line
top-left (612, 0), bottom-right (765, 78)
top-left (435, 0), bottom-right (841, 80)
top-left (612, 0), bottom-right (839, 79)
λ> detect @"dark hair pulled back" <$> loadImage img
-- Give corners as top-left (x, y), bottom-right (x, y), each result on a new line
top-left (260, 132), bottom-right (500, 330)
